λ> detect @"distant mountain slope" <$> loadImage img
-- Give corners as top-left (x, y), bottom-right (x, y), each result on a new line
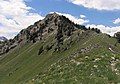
top-left (0, 13), bottom-right (120, 84)
top-left (0, 36), bottom-right (7, 42)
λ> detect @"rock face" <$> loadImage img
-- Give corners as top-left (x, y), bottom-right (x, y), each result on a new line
top-left (0, 39), bottom-right (17, 55)
top-left (0, 13), bottom-right (106, 56)
top-left (114, 32), bottom-right (120, 43)
top-left (14, 13), bottom-right (76, 43)
top-left (0, 13), bottom-right (86, 55)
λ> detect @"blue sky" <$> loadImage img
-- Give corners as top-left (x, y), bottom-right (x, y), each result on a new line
top-left (25, 0), bottom-right (120, 26)
top-left (0, 0), bottom-right (120, 39)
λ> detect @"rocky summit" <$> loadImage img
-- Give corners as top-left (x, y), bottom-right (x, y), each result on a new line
top-left (0, 13), bottom-right (120, 84)
top-left (0, 13), bottom-right (78, 55)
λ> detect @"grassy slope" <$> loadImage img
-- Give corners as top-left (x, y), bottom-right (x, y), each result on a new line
top-left (0, 30), bottom-right (120, 84)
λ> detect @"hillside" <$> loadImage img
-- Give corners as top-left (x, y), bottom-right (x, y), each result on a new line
top-left (0, 13), bottom-right (120, 84)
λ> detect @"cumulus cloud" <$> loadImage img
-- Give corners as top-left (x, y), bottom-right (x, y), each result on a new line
top-left (67, 0), bottom-right (120, 11)
top-left (0, 0), bottom-right (44, 39)
top-left (86, 24), bottom-right (120, 36)
top-left (0, 26), bottom-right (18, 39)
top-left (1, 0), bottom-right (119, 39)
top-left (113, 18), bottom-right (120, 24)
top-left (50, 12), bottom-right (89, 25)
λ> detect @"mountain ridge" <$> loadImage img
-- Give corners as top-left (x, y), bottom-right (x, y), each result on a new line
top-left (0, 36), bottom-right (7, 42)
top-left (0, 13), bottom-right (86, 55)
top-left (0, 13), bottom-right (120, 84)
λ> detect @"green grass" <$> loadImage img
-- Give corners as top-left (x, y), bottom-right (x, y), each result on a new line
top-left (0, 30), bottom-right (120, 84)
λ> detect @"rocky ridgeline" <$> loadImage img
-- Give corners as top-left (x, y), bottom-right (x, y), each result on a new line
top-left (0, 13), bottom-right (78, 55)
top-left (1, 13), bottom-right (119, 56)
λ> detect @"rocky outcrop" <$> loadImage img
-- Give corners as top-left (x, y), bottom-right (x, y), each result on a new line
top-left (0, 13), bottom-right (87, 56)
top-left (114, 32), bottom-right (120, 43)
top-left (79, 44), bottom-right (100, 54)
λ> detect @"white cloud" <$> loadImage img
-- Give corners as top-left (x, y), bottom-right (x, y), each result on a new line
top-left (86, 24), bottom-right (120, 36)
top-left (67, 0), bottom-right (120, 11)
top-left (0, 26), bottom-right (18, 39)
top-left (50, 12), bottom-right (89, 25)
top-left (0, 0), bottom-right (44, 39)
top-left (0, 0), bottom-right (119, 39)
top-left (113, 18), bottom-right (120, 24)
top-left (80, 15), bottom-right (86, 18)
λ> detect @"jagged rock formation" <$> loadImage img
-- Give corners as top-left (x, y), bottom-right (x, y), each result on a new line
top-left (0, 13), bottom-right (119, 56)
top-left (0, 13), bottom-right (82, 55)
top-left (1, 13), bottom-right (120, 56)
